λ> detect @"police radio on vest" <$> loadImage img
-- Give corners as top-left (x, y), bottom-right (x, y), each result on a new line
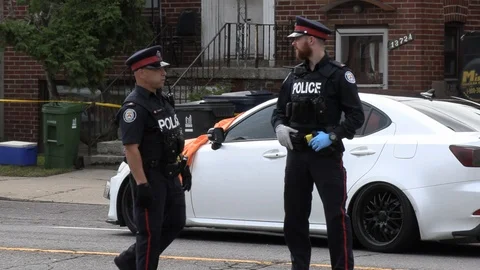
top-left (292, 82), bottom-right (322, 94)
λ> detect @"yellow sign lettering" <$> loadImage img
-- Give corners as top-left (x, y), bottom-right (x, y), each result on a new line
top-left (462, 70), bottom-right (476, 83)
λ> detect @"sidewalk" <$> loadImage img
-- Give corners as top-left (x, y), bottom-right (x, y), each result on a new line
top-left (0, 168), bottom-right (115, 205)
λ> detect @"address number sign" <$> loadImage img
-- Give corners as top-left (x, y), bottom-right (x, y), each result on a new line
top-left (388, 33), bottom-right (414, 50)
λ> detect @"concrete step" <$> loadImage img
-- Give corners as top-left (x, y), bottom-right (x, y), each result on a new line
top-left (84, 154), bottom-right (124, 166)
top-left (97, 140), bottom-right (124, 156)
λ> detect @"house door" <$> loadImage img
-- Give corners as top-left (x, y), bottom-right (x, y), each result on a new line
top-left (201, 0), bottom-right (275, 64)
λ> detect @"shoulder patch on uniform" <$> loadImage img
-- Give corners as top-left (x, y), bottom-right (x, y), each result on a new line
top-left (123, 108), bottom-right (137, 123)
top-left (344, 71), bottom-right (356, 84)
top-left (330, 60), bottom-right (346, 68)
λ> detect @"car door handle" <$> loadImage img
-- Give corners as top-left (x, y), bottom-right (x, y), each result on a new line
top-left (350, 147), bottom-right (376, 156)
top-left (263, 150), bottom-right (287, 159)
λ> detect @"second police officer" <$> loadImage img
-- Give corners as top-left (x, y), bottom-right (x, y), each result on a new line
top-left (114, 45), bottom-right (192, 270)
top-left (271, 17), bottom-right (365, 270)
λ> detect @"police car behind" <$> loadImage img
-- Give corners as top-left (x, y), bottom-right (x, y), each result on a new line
top-left (104, 92), bottom-right (480, 253)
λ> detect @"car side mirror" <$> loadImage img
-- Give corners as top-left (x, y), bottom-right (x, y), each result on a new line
top-left (207, 127), bottom-right (225, 150)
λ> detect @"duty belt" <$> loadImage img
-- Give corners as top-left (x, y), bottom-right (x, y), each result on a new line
top-left (289, 127), bottom-right (336, 153)
top-left (144, 157), bottom-right (187, 178)
top-left (290, 133), bottom-right (310, 151)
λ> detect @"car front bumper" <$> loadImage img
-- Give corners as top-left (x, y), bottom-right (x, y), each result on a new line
top-left (103, 180), bottom-right (110, 199)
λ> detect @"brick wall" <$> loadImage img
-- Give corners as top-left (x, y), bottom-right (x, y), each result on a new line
top-left (142, 0), bottom-right (202, 67)
top-left (464, 1), bottom-right (480, 31)
top-left (1, 0), bottom-right (201, 143)
top-left (274, 0), bottom-right (478, 95)
top-left (2, 2), bottom-right (42, 142)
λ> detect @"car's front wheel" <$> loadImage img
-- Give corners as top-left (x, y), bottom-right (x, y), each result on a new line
top-left (351, 183), bottom-right (419, 253)
top-left (121, 178), bottom-right (137, 235)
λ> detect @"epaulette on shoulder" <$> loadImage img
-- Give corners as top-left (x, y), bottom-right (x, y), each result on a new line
top-left (294, 62), bottom-right (304, 68)
top-left (125, 102), bottom-right (136, 108)
top-left (282, 63), bottom-right (303, 71)
top-left (330, 60), bottom-right (346, 69)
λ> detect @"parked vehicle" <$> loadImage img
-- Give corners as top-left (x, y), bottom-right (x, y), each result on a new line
top-left (104, 92), bottom-right (480, 253)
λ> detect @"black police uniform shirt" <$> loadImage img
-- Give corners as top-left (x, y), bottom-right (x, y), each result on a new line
top-left (118, 86), bottom-right (182, 163)
top-left (271, 54), bottom-right (364, 142)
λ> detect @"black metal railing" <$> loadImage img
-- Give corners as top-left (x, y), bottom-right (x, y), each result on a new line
top-left (223, 22), bottom-right (296, 68)
top-left (169, 22), bottom-right (296, 103)
top-left (168, 23), bottom-right (229, 103)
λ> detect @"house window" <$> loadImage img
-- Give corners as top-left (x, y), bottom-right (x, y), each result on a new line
top-left (444, 23), bottom-right (463, 79)
top-left (335, 28), bottom-right (389, 89)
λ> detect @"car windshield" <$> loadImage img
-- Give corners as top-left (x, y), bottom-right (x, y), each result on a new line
top-left (400, 99), bottom-right (480, 132)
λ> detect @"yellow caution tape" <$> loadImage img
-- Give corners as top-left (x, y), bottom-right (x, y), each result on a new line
top-left (0, 99), bottom-right (121, 109)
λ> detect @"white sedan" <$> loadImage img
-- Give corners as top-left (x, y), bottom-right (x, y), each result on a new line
top-left (104, 92), bottom-right (480, 253)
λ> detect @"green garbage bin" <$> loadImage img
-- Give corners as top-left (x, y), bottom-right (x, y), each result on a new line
top-left (42, 102), bottom-right (85, 169)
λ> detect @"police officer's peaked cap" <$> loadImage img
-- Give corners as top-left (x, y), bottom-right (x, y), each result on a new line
top-left (125, 45), bottom-right (170, 71)
top-left (288, 16), bottom-right (332, 40)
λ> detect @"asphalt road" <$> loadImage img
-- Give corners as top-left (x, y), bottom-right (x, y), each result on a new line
top-left (0, 200), bottom-right (478, 270)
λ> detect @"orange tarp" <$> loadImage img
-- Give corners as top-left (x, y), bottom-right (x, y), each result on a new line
top-left (178, 113), bottom-right (244, 183)
top-left (182, 112), bottom-right (244, 166)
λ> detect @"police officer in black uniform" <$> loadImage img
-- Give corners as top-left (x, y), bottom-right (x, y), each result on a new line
top-left (271, 16), bottom-right (365, 270)
top-left (114, 45), bottom-right (192, 270)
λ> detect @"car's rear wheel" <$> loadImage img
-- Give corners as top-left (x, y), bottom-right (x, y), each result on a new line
top-left (121, 178), bottom-right (137, 234)
top-left (352, 183), bottom-right (419, 253)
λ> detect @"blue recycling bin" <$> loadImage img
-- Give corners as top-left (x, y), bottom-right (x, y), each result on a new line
top-left (0, 141), bottom-right (37, 166)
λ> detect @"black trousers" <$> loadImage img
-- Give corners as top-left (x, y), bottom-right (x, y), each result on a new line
top-left (283, 148), bottom-right (353, 270)
top-left (117, 169), bottom-right (186, 270)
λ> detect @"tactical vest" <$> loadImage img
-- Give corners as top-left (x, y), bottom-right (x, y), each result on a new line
top-left (123, 89), bottom-right (184, 164)
top-left (287, 61), bottom-right (339, 132)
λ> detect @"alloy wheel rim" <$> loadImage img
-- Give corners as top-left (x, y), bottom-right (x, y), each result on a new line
top-left (360, 190), bottom-right (404, 245)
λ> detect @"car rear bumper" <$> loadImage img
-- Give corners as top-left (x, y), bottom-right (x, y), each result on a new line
top-left (406, 180), bottom-right (480, 241)
top-left (452, 223), bottom-right (480, 239)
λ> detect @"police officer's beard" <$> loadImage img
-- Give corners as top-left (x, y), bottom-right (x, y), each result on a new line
top-left (296, 44), bottom-right (313, 61)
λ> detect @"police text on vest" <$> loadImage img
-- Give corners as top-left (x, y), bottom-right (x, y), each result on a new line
top-left (158, 115), bottom-right (180, 131)
top-left (292, 82), bottom-right (322, 94)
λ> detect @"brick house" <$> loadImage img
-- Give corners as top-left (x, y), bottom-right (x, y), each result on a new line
top-left (1, 0), bottom-right (479, 149)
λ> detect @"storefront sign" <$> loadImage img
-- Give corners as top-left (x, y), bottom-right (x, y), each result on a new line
top-left (460, 58), bottom-right (480, 102)
top-left (388, 33), bottom-right (414, 50)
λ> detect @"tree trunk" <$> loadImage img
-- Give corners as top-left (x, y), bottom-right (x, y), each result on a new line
top-left (45, 70), bottom-right (59, 100)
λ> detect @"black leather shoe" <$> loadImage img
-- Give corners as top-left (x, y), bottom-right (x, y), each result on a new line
top-left (114, 255), bottom-right (135, 270)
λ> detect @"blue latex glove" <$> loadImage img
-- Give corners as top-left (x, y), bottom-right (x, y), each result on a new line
top-left (308, 131), bottom-right (332, 152)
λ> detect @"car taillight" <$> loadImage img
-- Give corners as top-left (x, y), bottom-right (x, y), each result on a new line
top-left (473, 209), bottom-right (480, 216)
top-left (449, 145), bottom-right (480, 167)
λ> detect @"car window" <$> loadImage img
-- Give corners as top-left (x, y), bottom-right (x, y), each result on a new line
top-left (401, 100), bottom-right (480, 132)
top-left (363, 108), bottom-right (390, 135)
top-left (355, 103), bottom-right (372, 135)
top-left (340, 103), bottom-right (390, 136)
top-left (224, 105), bottom-right (276, 142)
